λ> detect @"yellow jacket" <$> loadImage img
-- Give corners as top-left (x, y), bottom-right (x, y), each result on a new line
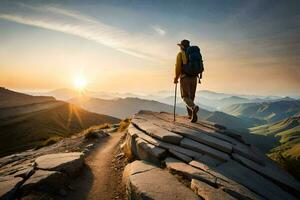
top-left (174, 50), bottom-right (187, 80)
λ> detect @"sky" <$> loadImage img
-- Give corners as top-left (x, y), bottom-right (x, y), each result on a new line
top-left (0, 0), bottom-right (299, 96)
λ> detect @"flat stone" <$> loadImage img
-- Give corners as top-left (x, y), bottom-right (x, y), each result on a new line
top-left (135, 114), bottom-right (233, 154)
top-left (232, 153), bottom-right (300, 193)
top-left (232, 143), bottom-right (265, 165)
top-left (191, 179), bottom-right (236, 200)
top-left (123, 160), bottom-right (157, 180)
top-left (0, 176), bottom-right (23, 200)
top-left (164, 157), bottom-right (218, 185)
top-left (137, 111), bottom-right (235, 143)
top-left (156, 121), bottom-right (233, 153)
top-left (216, 160), bottom-right (297, 200)
top-left (180, 138), bottom-right (230, 161)
top-left (128, 124), bottom-right (203, 159)
top-left (189, 160), bottom-right (265, 200)
top-left (123, 160), bottom-right (200, 200)
top-left (218, 129), bottom-right (244, 143)
top-left (35, 152), bottom-right (84, 176)
top-left (169, 149), bottom-right (193, 163)
top-left (21, 170), bottom-right (66, 194)
top-left (196, 154), bottom-right (223, 167)
top-left (135, 137), bottom-right (166, 165)
top-left (131, 118), bottom-right (183, 144)
top-left (154, 111), bottom-right (225, 130)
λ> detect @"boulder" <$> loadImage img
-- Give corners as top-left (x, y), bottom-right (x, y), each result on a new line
top-left (0, 176), bottom-right (23, 200)
top-left (35, 152), bottom-right (84, 176)
top-left (123, 160), bottom-right (200, 200)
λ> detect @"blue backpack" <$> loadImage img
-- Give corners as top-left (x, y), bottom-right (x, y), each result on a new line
top-left (183, 46), bottom-right (204, 76)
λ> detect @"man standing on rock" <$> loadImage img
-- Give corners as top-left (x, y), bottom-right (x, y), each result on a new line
top-left (174, 39), bottom-right (204, 123)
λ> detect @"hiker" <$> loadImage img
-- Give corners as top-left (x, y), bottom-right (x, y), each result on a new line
top-left (174, 39), bottom-right (204, 123)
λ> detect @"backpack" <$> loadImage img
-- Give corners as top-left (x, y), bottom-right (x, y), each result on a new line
top-left (182, 46), bottom-right (204, 76)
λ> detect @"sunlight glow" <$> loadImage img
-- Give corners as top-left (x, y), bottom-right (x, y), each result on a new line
top-left (74, 76), bottom-right (87, 91)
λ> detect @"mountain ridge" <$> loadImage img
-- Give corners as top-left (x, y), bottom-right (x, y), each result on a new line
top-left (0, 88), bottom-right (119, 156)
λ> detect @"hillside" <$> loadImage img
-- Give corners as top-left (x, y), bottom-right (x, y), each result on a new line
top-left (250, 116), bottom-right (300, 179)
top-left (0, 87), bottom-right (56, 108)
top-left (222, 100), bottom-right (300, 123)
top-left (0, 88), bottom-right (119, 156)
top-left (69, 97), bottom-right (195, 119)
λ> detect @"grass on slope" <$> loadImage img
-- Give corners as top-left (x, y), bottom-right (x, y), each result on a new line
top-left (250, 117), bottom-right (300, 136)
top-left (250, 116), bottom-right (300, 179)
top-left (0, 103), bottom-right (120, 156)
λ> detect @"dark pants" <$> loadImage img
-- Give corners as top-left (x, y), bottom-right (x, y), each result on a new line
top-left (180, 76), bottom-right (197, 116)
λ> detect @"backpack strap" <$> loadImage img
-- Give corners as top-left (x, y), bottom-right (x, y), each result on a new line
top-left (180, 50), bottom-right (188, 65)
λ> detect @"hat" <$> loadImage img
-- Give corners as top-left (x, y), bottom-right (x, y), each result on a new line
top-left (177, 39), bottom-right (190, 48)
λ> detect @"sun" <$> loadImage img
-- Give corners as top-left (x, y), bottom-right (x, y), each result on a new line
top-left (74, 76), bottom-right (87, 91)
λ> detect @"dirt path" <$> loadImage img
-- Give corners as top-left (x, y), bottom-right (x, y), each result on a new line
top-left (60, 131), bottom-right (127, 200)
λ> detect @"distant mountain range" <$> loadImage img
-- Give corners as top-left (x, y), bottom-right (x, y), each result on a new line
top-left (0, 88), bottom-right (119, 156)
top-left (222, 100), bottom-right (300, 123)
top-left (155, 93), bottom-right (293, 111)
top-left (68, 96), bottom-right (265, 133)
top-left (69, 97), bottom-right (191, 119)
top-left (31, 88), bottom-right (300, 110)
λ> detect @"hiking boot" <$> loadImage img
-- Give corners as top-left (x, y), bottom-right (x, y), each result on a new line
top-left (191, 106), bottom-right (199, 123)
top-left (187, 106), bottom-right (192, 119)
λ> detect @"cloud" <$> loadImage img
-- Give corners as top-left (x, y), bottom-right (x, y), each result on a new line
top-left (0, 3), bottom-right (171, 61)
top-left (151, 25), bottom-right (166, 36)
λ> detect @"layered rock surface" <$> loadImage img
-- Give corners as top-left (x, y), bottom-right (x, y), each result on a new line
top-left (122, 110), bottom-right (300, 200)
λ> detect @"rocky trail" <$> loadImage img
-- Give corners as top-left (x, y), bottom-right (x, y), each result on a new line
top-left (1, 110), bottom-right (300, 200)
top-left (0, 125), bottom-right (128, 200)
top-left (60, 130), bottom-right (127, 200)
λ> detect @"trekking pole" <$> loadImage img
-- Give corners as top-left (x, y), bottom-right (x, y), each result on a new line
top-left (173, 83), bottom-right (177, 122)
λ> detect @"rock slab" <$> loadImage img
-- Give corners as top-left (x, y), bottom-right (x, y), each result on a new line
top-left (123, 160), bottom-right (200, 200)
top-left (21, 170), bottom-right (66, 195)
top-left (35, 152), bottom-right (84, 175)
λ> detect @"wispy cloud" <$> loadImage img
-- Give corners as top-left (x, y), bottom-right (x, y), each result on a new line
top-left (0, 3), bottom-right (171, 61)
top-left (151, 25), bottom-right (166, 36)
